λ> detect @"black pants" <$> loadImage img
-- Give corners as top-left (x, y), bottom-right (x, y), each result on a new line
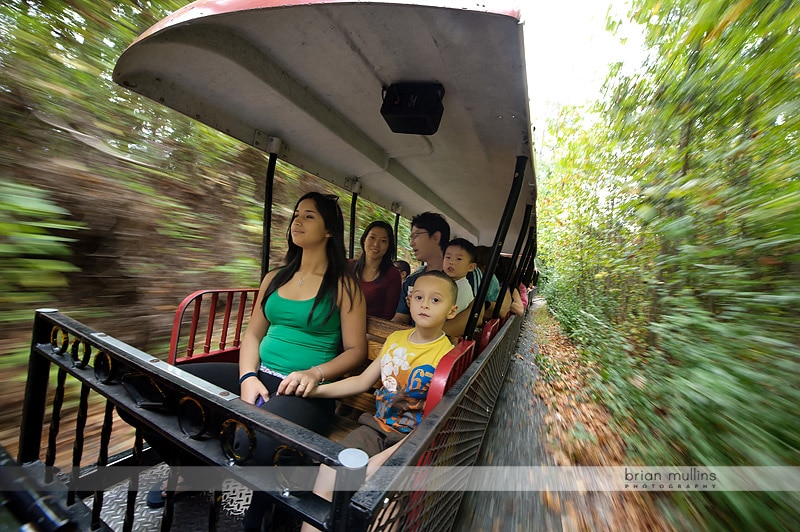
top-left (124, 362), bottom-right (334, 529)
top-left (184, 363), bottom-right (335, 530)
top-left (182, 362), bottom-right (334, 466)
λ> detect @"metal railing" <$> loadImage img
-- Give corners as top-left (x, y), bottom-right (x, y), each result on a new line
top-left (17, 309), bottom-right (519, 531)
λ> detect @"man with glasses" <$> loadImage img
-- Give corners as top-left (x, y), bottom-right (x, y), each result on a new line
top-left (391, 212), bottom-right (450, 324)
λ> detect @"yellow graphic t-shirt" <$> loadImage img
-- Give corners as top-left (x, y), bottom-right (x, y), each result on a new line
top-left (374, 329), bottom-right (453, 433)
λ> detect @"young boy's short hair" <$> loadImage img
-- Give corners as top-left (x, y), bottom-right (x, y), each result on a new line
top-left (415, 270), bottom-right (458, 308)
top-left (393, 259), bottom-right (411, 277)
top-left (446, 238), bottom-right (478, 264)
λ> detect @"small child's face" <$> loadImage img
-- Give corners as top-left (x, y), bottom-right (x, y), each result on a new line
top-left (443, 246), bottom-right (476, 280)
top-left (408, 276), bottom-right (459, 328)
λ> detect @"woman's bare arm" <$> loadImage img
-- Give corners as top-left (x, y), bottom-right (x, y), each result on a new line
top-left (238, 271), bottom-right (276, 404)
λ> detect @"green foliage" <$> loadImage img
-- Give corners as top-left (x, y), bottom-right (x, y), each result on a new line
top-left (0, 0), bottom-right (414, 344)
top-left (539, 0), bottom-right (800, 527)
top-left (0, 181), bottom-right (83, 323)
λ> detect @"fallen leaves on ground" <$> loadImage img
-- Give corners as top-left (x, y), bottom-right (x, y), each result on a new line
top-left (531, 299), bottom-right (673, 532)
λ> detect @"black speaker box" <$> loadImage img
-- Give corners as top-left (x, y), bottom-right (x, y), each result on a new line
top-left (380, 82), bottom-right (445, 135)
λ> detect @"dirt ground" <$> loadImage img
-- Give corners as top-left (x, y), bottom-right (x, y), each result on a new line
top-left (529, 299), bottom-right (672, 531)
top-left (456, 298), bottom-right (672, 532)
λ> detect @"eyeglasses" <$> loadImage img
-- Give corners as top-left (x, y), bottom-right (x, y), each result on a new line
top-left (322, 194), bottom-right (339, 203)
top-left (409, 231), bottom-right (429, 241)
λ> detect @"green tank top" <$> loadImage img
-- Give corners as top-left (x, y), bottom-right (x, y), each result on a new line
top-left (259, 290), bottom-right (341, 375)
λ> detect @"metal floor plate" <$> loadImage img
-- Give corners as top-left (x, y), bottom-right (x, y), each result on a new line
top-left (84, 463), bottom-right (249, 531)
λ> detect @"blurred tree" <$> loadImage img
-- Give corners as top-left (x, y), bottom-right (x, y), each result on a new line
top-left (0, 1), bottom-right (400, 352)
top-left (538, 0), bottom-right (799, 528)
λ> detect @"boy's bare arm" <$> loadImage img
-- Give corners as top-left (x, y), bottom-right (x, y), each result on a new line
top-left (309, 356), bottom-right (382, 399)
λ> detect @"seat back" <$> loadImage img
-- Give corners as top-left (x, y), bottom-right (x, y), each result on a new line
top-left (168, 289), bottom-right (258, 365)
top-left (477, 317), bottom-right (500, 354)
top-left (423, 339), bottom-right (476, 417)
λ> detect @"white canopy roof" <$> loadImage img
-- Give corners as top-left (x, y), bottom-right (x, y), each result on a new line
top-left (114, 0), bottom-right (536, 251)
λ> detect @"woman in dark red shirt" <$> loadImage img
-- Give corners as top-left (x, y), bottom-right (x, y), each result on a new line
top-left (350, 220), bottom-right (401, 319)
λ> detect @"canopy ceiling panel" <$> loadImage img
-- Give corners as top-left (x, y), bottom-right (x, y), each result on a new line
top-left (115, 0), bottom-right (536, 250)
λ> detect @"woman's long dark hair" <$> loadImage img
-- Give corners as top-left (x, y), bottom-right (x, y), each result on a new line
top-left (264, 191), bottom-right (359, 324)
top-left (352, 220), bottom-right (396, 282)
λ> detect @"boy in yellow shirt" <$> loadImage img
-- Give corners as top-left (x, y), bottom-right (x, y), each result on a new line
top-left (300, 271), bottom-right (459, 529)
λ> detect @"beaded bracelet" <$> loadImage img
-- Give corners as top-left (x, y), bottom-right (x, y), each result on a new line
top-left (238, 371), bottom-right (258, 385)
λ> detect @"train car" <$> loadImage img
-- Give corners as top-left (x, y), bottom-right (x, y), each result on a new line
top-left (12, 1), bottom-right (537, 530)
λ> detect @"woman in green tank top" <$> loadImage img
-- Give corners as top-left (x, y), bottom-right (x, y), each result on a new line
top-left (144, 192), bottom-right (366, 521)
top-left (235, 191), bottom-right (367, 529)
top-left (239, 192), bottom-right (367, 402)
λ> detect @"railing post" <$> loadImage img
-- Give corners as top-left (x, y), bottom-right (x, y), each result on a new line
top-left (517, 169), bottom-right (538, 290)
top-left (18, 310), bottom-right (57, 464)
top-left (220, 290), bottom-right (234, 350)
top-left (392, 203), bottom-right (403, 252)
top-left (518, 234), bottom-right (531, 288)
top-left (347, 178), bottom-right (362, 260)
top-left (234, 291), bottom-right (250, 347)
top-left (331, 448), bottom-right (368, 532)
top-left (494, 201), bottom-right (533, 318)
top-left (259, 136), bottom-right (282, 281)
top-left (517, 225), bottom-right (537, 290)
top-left (186, 295), bottom-right (203, 359)
top-left (349, 192), bottom-right (359, 260)
top-left (90, 400), bottom-right (115, 530)
top-left (44, 368), bottom-right (67, 482)
top-left (67, 383), bottom-right (91, 505)
top-left (464, 156), bottom-right (527, 338)
top-left (204, 292), bottom-right (219, 354)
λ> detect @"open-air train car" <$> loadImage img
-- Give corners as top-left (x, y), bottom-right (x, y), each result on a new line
top-left (12, 1), bottom-right (538, 530)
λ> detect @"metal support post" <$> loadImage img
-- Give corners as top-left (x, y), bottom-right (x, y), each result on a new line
top-left (494, 202), bottom-right (533, 319)
top-left (330, 448), bottom-right (368, 531)
top-left (464, 156), bottom-right (527, 338)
